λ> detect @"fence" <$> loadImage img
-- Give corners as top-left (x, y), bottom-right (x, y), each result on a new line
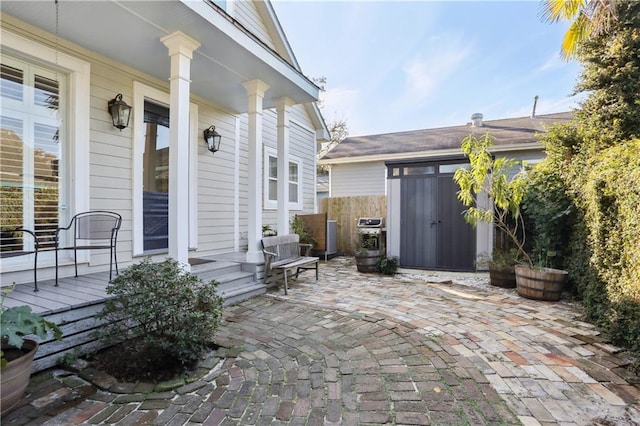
top-left (319, 195), bottom-right (387, 255)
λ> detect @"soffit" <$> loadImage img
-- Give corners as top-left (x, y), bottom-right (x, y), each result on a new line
top-left (1, 0), bottom-right (318, 113)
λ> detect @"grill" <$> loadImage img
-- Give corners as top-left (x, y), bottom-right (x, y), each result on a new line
top-left (356, 217), bottom-right (386, 251)
top-left (356, 217), bottom-right (385, 235)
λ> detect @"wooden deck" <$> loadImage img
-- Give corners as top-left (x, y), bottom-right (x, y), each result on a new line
top-left (2, 272), bottom-right (113, 372)
top-left (2, 253), bottom-right (268, 372)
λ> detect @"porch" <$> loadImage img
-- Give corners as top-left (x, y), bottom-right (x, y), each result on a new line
top-left (1, 253), bottom-right (267, 373)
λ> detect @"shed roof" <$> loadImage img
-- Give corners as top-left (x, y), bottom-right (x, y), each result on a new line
top-left (320, 112), bottom-right (573, 162)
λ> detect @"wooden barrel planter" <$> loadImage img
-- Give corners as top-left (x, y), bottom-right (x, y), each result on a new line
top-left (515, 265), bottom-right (567, 301)
top-left (355, 249), bottom-right (382, 273)
top-left (489, 266), bottom-right (516, 288)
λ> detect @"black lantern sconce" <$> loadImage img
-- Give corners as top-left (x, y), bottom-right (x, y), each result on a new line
top-left (107, 93), bottom-right (132, 130)
top-left (203, 125), bottom-right (222, 154)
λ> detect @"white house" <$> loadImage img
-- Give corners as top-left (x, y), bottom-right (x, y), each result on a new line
top-left (319, 112), bottom-right (572, 271)
top-left (0, 0), bottom-right (329, 286)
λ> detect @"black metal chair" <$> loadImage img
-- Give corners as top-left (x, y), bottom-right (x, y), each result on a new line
top-left (0, 228), bottom-right (40, 291)
top-left (55, 211), bottom-right (122, 286)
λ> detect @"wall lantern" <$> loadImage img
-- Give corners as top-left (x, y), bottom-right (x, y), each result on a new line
top-left (107, 93), bottom-right (132, 130)
top-left (203, 125), bottom-right (222, 154)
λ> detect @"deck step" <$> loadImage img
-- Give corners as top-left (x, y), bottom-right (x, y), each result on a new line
top-left (192, 260), bottom-right (265, 306)
top-left (219, 283), bottom-right (266, 306)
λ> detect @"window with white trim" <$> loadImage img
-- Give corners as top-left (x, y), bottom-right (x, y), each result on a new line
top-left (263, 147), bottom-right (303, 210)
top-left (0, 56), bottom-right (64, 255)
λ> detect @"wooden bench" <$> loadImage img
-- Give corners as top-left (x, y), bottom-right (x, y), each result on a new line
top-left (261, 234), bottom-right (319, 295)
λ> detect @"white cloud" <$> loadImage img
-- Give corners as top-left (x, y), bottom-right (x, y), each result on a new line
top-left (537, 53), bottom-right (564, 73)
top-left (401, 41), bottom-right (472, 103)
top-left (320, 86), bottom-right (359, 123)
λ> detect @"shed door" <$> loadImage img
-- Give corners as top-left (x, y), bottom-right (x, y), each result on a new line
top-left (399, 162), bottom-right (475, 271)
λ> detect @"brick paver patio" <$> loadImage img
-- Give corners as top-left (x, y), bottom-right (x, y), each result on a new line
top-left (4, 257), bottom-right (639, 425)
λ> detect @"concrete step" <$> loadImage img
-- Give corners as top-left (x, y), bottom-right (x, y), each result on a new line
top-left (191, 259), bottom-right (265, 306)
top-left (191, 260), bottom-right (243, 281)
top-left (219, 282), bottom-right (266, 306)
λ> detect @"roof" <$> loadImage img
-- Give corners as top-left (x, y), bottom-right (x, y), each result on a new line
top-left (320, 112), bottom-right (573, 163)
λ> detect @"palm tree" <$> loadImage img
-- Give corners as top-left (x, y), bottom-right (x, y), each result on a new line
top-left (539, 0), bottom-right (618, 60)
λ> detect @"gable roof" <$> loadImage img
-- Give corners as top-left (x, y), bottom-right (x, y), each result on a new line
top-left (320, 112), bottom-right (573, 164)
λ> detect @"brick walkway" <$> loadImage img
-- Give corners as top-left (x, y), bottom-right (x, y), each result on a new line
top-left (3, 257), bottom-right (640, 425)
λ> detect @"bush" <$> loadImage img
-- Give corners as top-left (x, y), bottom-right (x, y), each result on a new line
top-left (580, 140), bottom-right (640, 351)
top-left (522, 162), bottom-right (573, 269)
top-left (97, 258), bottom-right (224, 369)
top-left (377, 256), bottom-right (399, 275)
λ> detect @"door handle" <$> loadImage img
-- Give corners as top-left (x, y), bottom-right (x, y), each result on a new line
top-left (430, 220), bottom-right (442, 225)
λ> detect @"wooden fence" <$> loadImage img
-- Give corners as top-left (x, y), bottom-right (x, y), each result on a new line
top-left (319, 195), bottom-right (387, 255)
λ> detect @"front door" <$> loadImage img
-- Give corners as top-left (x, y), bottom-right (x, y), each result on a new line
top-left (399, 161), bottom-right (475, 271)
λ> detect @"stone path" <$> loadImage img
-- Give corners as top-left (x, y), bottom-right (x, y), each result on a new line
top-left (3, 257), bottom-right (639, 425)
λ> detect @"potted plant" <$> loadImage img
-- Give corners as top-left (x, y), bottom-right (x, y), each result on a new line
top-left (1, 289), bottom-right (62, 416)
top-left (477, 247), bottom-right (520, 288)
top-left (355, 234), bottom-right (382, 273)
top-left (454, 133), bottom-right (568, 300)
top-left (290, 215), bottom-right (315, 256)
top-left (377, 255), bottom-right (399, 276)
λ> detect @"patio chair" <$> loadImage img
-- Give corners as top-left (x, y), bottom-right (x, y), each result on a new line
top-left (55, 211), bottom-right (122, 286)
top-left (0, 228), bottom-right (40, 291)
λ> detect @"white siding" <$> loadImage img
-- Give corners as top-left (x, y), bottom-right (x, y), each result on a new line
top-left (1, 13), bottom-right (321, 284)
top-left (330, 161), bottom-right (386, 197)
top-left (196, 105), bottom-right (241, 254)
top-left (260, 107), bottom-right (317, 235)
top-left (232, 1), bottom-right (276, 50)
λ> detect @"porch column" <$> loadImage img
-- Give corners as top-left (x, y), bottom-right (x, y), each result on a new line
top-left (276, 97), bottom-right (295, 235)
top-left (161, 31), bottom-right (200, 267)
top-left (243, 80), bottom-right (270, 255)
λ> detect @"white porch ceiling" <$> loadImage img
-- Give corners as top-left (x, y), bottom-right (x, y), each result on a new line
top-left (1, 0), bottom-right (319, 113)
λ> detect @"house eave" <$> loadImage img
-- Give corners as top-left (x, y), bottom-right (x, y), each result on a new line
top-left (319, 142), bottom-right (543, 165)
top-left (1, 0), bottom-right (319, 112)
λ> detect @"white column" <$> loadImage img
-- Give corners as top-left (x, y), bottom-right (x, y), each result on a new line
top-left (161, 31), bottom-right (200, 267)
top-left (243, 80), bottom-right (269, 255)
top-left (276, 97), bottom-right (294, 235)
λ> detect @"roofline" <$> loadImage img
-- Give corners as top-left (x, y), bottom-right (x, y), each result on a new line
top-left (259, 0), bottom-right (302, 71)
top-left (253, 0), bottom-right (328, 140)
top-left (340, 111), bottom-right (572, 141)
top-left (183, 0), bottom-right (318, 100)
top-left (319, 142), bottom-right (542, 165)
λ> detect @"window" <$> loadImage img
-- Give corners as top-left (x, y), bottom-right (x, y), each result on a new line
top-left (1, 57), bottom-right (63, 255)
top-left (142, 101), bottom-right (170, 251)
top-left (263, 147), bottom-right (303, 210)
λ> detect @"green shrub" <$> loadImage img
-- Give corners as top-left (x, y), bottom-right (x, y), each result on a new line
top-left (290, 215), bottom-right (315, 246)
top-left (97, 258), bottom-right (224, 368)
top-left (377, 256), bottom-right (399, 275)
top-left (522, 162), bottom-right (573, 269)
top-left (580, 140), bottom-right (640, 350)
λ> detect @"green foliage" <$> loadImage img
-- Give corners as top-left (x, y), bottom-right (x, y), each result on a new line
top-left (1, 288), bottom-right (63, 368)
top-left (576, 1), bottom-right (640, 145)
top-left (579, 140), bottom-right (640, 350)
top-left (377, 256), bottom-right (399, 275)
top-left (521, 161), bottom-right (573, 269)
top-left (454, 133), bottom-right (531, 265)
top-left (262, 224), bottom-right (277, 237)
top-left (97, 258), bottom-right (224, 368)
top-left (477, 248), bottom-right (521, 270)
top-left (290, 215), bottom-right (315, 246)
top-left (355, 234), bottom-right (379, 257)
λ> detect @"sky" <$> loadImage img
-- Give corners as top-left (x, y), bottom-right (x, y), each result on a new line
top-left (271, 0), bottom-right (585, 137)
